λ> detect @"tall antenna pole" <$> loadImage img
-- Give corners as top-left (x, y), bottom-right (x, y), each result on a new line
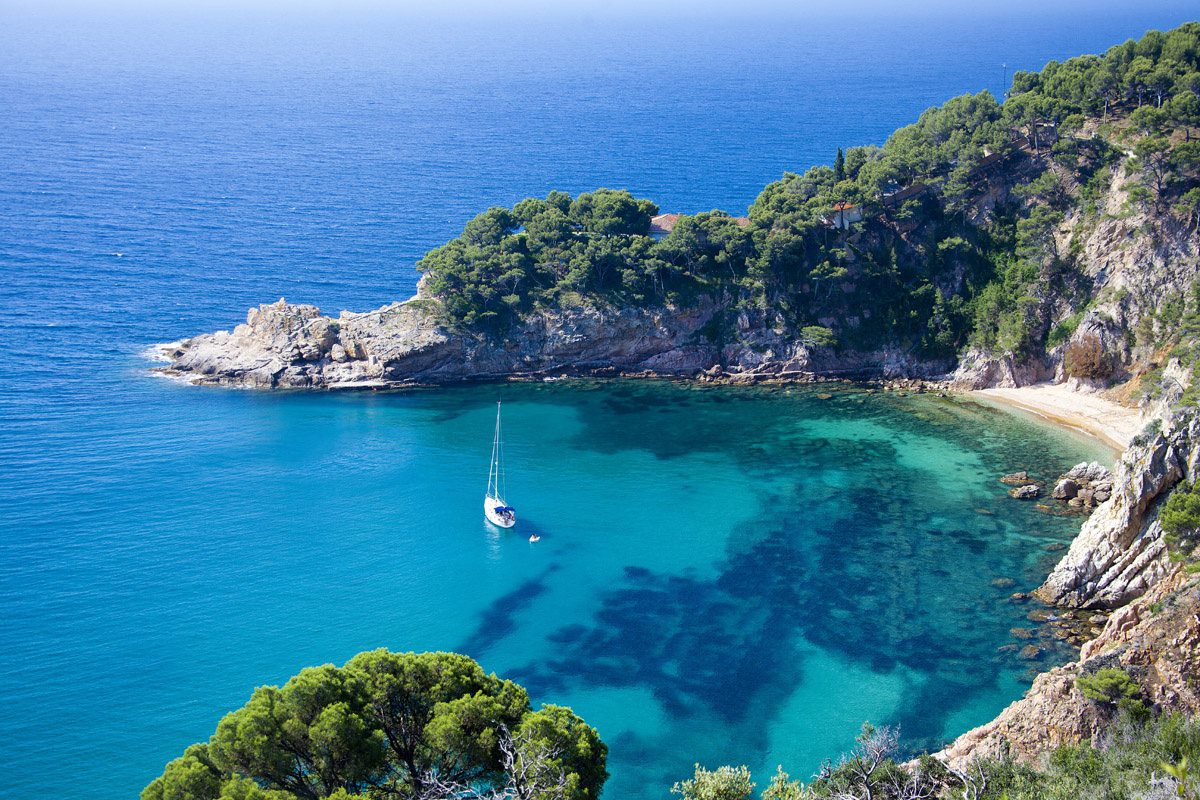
top-left (1001, 63), bottom-right (1009, 99)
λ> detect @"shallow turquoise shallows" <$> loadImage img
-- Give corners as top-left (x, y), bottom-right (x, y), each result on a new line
top-left (0, 4), bottom-right (1184, 798)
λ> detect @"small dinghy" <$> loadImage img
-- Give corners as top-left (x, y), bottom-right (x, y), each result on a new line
top-left (484, 401), bottom-right (516, 529)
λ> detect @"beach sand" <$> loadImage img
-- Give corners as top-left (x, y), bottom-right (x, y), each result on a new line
top-left (975, 383), bottom-right (1145, 453)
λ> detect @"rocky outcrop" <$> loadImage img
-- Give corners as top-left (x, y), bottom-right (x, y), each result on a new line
top-left (936, 569), bottom-right (1200, 769)
top-left (951, 349), bottom-right (1052, 390)
top-left (158, 296), bottom-right (722, 388)
top-left (1009, 484), bottom-right (1042, 500)
top-left (157, 294), bottom-right (955, 389)
top-left (935, 412), bottom-right (1200, 770)
top-left (1036, 416), bottom-right (1200, 610)
top-left (950, 179), bottom-right (1200, 391)
top-left (1050, 462), bottom-right (1113, 508)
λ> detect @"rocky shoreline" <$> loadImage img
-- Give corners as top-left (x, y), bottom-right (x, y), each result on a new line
top-left (934, 409), bottom-right (1200, 768)
top-left (152, 294), bottom-right (955, 391)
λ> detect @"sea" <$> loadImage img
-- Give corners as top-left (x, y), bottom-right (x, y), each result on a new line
top-left (1, 3), bottom-right (1191, 798)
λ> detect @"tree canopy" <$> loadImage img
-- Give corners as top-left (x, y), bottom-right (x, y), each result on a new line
top-left (413, 23), bottom-right (1200, 365)
top-left (143, 650), bottom-right (607, 800)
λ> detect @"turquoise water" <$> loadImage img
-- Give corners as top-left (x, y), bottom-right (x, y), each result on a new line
top-left (0, 3), bottom-right (1180, 798)
top-left (2, 375), bottom-right (1109, 799)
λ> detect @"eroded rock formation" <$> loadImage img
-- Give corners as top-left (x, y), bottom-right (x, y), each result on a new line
top-left (1037, 417), bottom-right (1200, 610)
top-left (937, 568), bottom-right (1200, 769)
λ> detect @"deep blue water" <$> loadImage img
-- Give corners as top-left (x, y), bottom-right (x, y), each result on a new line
top-left (0, 3), bottom-right (1193, 799)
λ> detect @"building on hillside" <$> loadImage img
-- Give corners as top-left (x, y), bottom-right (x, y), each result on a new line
top-left (823, 202), bottom-right (864, 230)
top-left (650, 213), bottom-right (751, 238)
top-left (649, 213), bottom-right (683, 238)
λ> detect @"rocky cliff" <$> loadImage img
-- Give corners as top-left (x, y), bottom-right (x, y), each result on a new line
top-left (156, 292), bottom-right (951, 389)
top-left (937, 567), bottom-right (1200, 769)
top-left (932, 404), bottom-right (1200, 768)
top-left (952, 192), bottom-right (1200, 391)
top-left (1035, 414), bottom-right (1200, 610)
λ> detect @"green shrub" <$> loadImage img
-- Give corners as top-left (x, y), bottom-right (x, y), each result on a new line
top-left (671, 765), bottom-right (755, 800)
top-left (1077, 668), bottom-right (1143, 707)
top-left (1048, 311), bottom-right (1084, 347)
top-left (799, 325), bottom-right (838, 349)
top-left (1161, 482), bottom-right (1200, 536)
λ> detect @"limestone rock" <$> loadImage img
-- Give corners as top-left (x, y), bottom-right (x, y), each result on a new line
top-left (1001, 470), bottom-right (1034, 486)
top-left (1037, 417), bottom-right (1200, 610)
top-left (936, 570), bottom-right (1200, 770)
top-left (1053, 478), bottom-right (1079, 500)
top-left (1010, 484), bottom-right (1041, 500)
top-left (1065, 461), bottom-right (1113, 484)
top-left (156, 294), bottom-right (960, 389)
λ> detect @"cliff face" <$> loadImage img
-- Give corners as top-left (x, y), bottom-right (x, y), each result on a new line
top-left (937, 567), bottom-right (1200, 769)
top-left (929, 406), bottom-right (1200, 769)
top-left (157, 293), bottom-right (952, 388)
top-left (1035, 415), bottom-right (1200, 610)
top-left (159, 296), bottom-right (720, 388)
top-left (952, 185), bottom-right (1200, 390)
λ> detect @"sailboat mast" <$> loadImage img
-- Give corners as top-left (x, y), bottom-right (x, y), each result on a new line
top-left (498, 403), bottom-right (506, 501)
top-left (488, 401), bottom-right (502, 498)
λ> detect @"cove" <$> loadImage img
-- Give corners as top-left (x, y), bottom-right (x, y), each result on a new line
top-left (0, 377), bottom-right (1109, 800)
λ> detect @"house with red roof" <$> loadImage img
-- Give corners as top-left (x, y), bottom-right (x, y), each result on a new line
top-left (649, 213), bottom-right (751, 239)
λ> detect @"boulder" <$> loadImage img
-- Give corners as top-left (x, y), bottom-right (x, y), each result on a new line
top-left (1001, 470), bottom-right (1034, 485)
top-left (1010, 484), bottom-right (1041, 500)
top-left (1053, 478), bottom-right (1079, 500)
top-left (1064, 461), bottom-right (1113, 484)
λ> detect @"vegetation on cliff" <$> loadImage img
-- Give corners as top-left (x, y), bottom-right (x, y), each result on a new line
top-left (142, 650), bottom-right (606, 800)
top-left (416, 23), bottom-right (1200, 373)
top-left (677, 713), bottom-right (1200, 800)
top-left (145, 648), bottom-right (1200, 800)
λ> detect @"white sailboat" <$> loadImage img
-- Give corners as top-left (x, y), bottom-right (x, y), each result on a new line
top-left (484, 401), bottom-right (516, 528)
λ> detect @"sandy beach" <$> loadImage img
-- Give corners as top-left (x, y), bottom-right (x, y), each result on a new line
top-left (975, 383), bottom-right (1146, 453)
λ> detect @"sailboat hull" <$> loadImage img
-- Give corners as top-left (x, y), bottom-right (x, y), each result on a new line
top-left (484, 496), bottom-right (516, 528)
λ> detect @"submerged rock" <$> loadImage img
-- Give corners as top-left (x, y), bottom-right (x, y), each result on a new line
top-left (936, 570), bottom-right (1200, 770)
top-left (1009, 484), bottom-right (1041, 500)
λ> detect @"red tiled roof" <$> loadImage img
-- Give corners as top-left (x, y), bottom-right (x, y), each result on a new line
top-left (649, 213), bottom-right (683, 234)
